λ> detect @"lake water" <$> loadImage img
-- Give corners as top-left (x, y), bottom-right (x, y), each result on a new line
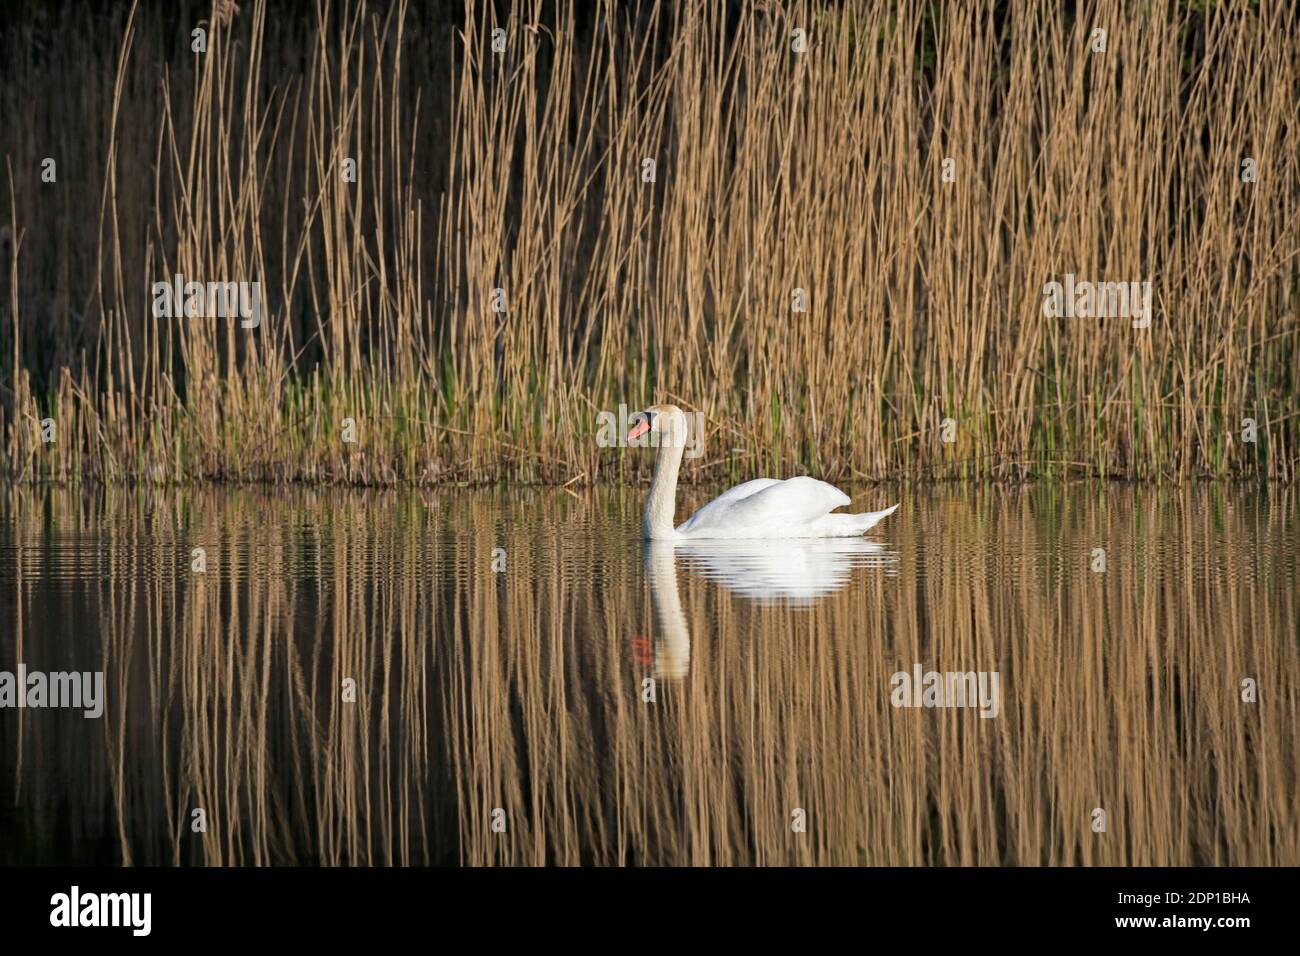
top-left (0, 484), bottom-right (1295, 865)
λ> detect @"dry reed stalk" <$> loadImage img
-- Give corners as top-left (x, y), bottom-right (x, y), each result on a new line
top-left (0, 0), bottom-right (1295, 485)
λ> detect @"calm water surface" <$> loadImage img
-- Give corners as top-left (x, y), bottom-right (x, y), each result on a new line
top-left (0, 484), bottom-right (1296, 865)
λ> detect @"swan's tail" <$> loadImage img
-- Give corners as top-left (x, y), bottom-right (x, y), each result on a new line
top-left (814, 503), bottom-right (899, 536)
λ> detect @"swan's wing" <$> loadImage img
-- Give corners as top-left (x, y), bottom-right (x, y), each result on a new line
top-left (678, 476), bottom-right (850, 535)
top-left (725, 477), bottom-right (852, 524)
top-left (675, 478), bottom-right (782, 534)
top-left (699, 478), bottom-right (783, 507)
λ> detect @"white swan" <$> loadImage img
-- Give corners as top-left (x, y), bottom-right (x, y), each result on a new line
top-left (627, 404), bottom-right (899, 540)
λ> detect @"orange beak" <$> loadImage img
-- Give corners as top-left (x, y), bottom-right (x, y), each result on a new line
top-left (628, 416), bottom-right (651, 441)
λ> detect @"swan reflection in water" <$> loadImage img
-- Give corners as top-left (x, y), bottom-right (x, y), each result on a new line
top-left (643, 537), bottom-right (898, 679)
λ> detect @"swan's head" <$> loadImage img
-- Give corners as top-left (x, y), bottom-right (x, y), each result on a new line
top-left (628, 404), bottom-right (686, 446)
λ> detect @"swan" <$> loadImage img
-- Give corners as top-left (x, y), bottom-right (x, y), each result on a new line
top-left (627, 404), bottom-right (899, 540)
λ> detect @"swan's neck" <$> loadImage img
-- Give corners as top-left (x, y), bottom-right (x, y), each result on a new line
top-left (643, 428), bottom-right (685, 540)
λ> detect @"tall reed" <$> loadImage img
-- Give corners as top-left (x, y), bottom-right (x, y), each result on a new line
top-left (0, 0), bottom-right (1297, 485)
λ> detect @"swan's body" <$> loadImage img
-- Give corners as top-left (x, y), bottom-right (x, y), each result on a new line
top-left (628, 404), bottom-right (898, 541)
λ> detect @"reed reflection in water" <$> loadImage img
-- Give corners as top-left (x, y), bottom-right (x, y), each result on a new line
top-left (0, 484), bottom-right (1295, 865)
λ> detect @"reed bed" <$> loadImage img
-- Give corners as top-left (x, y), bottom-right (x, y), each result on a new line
top-left (1, 484), bottom-right (1294, 865)
top-left (0, 0), bottom-right (1297, 486)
